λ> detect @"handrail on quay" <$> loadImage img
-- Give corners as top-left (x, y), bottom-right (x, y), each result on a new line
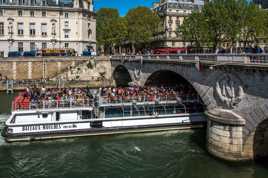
top-left (110, 54), bottom-right (268, 64)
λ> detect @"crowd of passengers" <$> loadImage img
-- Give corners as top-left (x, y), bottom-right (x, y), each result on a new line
top-left (13, 87), bottom-right (93, 109)
top-left (13, 85), bottom-right (201, 110)
top-left (100, 85), bottom-right (200, 103)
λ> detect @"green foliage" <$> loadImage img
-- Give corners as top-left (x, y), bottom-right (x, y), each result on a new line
top-left (180, 0), bottom-right (267, 52)
top-left (179, 12), bottom-right (208, 48)
top-left (126, 7), bottom-right (160, 47)
top-left (96, 7), bottom-right (160, 54)
top-left (96, 8), bottom-right (126, 54)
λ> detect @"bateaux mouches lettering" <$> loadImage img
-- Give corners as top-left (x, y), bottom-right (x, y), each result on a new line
top-left (22, 124), bottom-right (77, 132)
top-left (42, 124), bottom-right (62, 130)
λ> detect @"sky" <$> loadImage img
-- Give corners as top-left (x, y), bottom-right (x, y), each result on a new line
top-left (94, 0), bottom-right (158, 16)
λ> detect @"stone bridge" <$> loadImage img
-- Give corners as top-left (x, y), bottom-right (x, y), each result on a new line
top-left (109, 54), bottom-right (268, 161)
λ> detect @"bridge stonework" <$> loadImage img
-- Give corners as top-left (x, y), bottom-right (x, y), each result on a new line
top-left (109, 56), bottom-right (268, 161)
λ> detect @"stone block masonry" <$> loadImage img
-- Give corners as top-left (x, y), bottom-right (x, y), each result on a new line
top-left (0, 57), bottom-right (90, 80)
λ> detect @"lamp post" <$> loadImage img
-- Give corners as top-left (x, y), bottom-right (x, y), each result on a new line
top-left (7, 17), bottom-right (14, 53)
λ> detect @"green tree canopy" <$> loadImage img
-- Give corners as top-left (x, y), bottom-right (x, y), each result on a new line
top-left (126, 7), bottom-right (160, 51)
top-left (180, 0), bottom-right (267, 52)
top-left (96, 8), bottom-right (127, 54)
top-left (179, 12), bottom-right (208, 49)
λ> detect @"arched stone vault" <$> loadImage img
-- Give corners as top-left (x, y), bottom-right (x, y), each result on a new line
top-left (111, 61), bottom-right (218, 110)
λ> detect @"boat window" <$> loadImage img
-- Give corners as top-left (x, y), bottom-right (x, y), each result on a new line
top-left (90, 121), bottom-right (103, 128)
top-left (132, 105), bottom-right (143, 116)
top-left (165, 105), bottom-right (176, 114)
top-left (42, 113), bottom-right (48, 118)
top-left (144, 105), bottom-right (154, 116)
top-left (155, 105), bottom-right (166, 115)
top-left (105, 107), bottom-right (123, 118)
top-left (175, 104), bottom-right (186, 113)
top-left (123, 106), bottom-right (131, 117)
top-left (56, 112), bottom-right (60, 121)
top-left (82, 110), bottom-right (91, 119)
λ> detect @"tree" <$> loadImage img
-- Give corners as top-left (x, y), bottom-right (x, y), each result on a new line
top-left (126, 7), bottom-right (160, 53)
top-left (96, 8), bottom-right (120, 54)
top-left (224, 0), bottom-right (247, 52)
top-left (202, 0), bottom-right (230, 52)
top-left (111, 17), bottom-right (128, 54)
top-left (179, 12), bottom-right (208, 51)
top-left (180, 0), bottom-right (268, 53)
top-left (239, 3), bottom-right (266, 47)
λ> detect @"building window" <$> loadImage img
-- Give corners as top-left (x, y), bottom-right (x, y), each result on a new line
top-left (42, 11), bottom-right (46, 17)
top-left (0, 22), bottom-right (4, 36)
top-left (18, 10), bottom-right (22, 16)
top-left (0, 9), bottom-right (3, 16)
top-left (17, 22), bottom-right (23, 36)
top-left (30, 42), bottom-right (35, 51)
top-left (64, 43), bottom-right (69, 48)
top-left (42, 42), bottom-right (47, 49)
top-left (172, 41), bottom-right (175, 47)
top-left (41, 23), bottom-right (47, 37)
top-left (88, 29), bottom-right (92, 38)
top-left (29, 23), bottom-right (36, 36)
top-left (42, 0), bottom-right (46, 6)
top-left (30, 11), bottom-right (34, 17)
top-left (64, 31), bottom-right (69, 38)
top-left (18, 42), bottom-right (23, 52)
top-left (64, 21), bottom-right (69, 28)
top-left (30, 0), bottom-right (36, 5)
top-left (18, 0), bottom-right (25, 5)
top-left (64, 12), bottom-right (68, 18)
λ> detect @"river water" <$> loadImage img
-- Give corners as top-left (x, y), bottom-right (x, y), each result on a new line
top-left (0, 92), bottom-right (268, 178)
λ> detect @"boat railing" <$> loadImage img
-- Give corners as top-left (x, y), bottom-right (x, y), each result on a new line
top-left (12, 99), bottom-right (93, 111)
top-left (99, 95), bottom-right (202, 105)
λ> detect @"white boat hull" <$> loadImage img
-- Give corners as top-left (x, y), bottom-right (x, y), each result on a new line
top-left (3, 114), bottom-right (206, 142)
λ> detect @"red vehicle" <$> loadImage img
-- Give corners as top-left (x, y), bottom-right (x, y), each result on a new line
top-left (153, 47), bottom-right (188, 54)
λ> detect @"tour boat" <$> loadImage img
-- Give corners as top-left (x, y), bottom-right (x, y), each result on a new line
top-left (2, 96), bottom-right (206, 142)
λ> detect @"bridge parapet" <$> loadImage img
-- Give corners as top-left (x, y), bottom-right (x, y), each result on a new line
top-left (111, 54), bottom-right (268, 65)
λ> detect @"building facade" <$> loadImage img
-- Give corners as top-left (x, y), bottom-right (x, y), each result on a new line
top-left (0, 0), bottom-right (96, 57)
top-left (253, 0), bottom-right (268, 9)
top-left (153, 0), bottom-right (204, 48)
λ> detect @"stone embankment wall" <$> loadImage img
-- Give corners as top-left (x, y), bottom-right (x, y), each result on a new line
top-left (0, 57), bottom-right (90, 80)
top-left (0, 56), bottom-right (113, 90)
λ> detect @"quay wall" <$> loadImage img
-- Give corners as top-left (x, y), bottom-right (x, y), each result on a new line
top-left (0, 56), bottom-right (113, 90)
top-left (0, 57), bottom-right (91, 80)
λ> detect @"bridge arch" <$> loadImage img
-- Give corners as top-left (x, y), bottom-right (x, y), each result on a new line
top-left (144, 70), bottom-right (193, 87)
top-left (112, 65), bottom-right (132, 87)
top-left (253, 118), bottom-right (268, 162)
top-left (143, 69), bottom-right (206, 104)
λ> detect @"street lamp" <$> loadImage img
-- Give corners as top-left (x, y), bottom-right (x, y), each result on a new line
top-left (7, 17), bottom-right (14, 52)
